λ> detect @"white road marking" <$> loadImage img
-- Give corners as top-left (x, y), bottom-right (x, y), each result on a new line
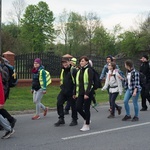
top-left (62, 122), bottom-right (150, 140)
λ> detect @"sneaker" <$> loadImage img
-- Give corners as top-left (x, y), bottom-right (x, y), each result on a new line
top-left (43, 107), bottom-right (48, 116)
top-left (1, 129), bottom-right (15, 139)
top-left (10, 118), bottom-right (17, 128)
top-left (107, 114), bottom-right (115, 118)
top-left (32, 115), bottom-right (40, 120)
top-left (64, 110), bottom-right (69, 115)
top-left (117, 106), bottom-right (122, 115)
top-left (69, 120), bottom-right (78, 126)
top-left (131, 116), bottom-right (139, 122)
top-left (54, 119), bottom-right (65, 127)
top-left (122, 115), bottom-right (131, 121)
top-left (80, 125), bottom-right (90, 131)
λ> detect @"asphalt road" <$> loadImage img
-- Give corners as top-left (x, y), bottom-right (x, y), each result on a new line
top-left (0, 102), bottom-right (150, 150)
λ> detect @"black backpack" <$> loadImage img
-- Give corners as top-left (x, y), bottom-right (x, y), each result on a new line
top-left (92, 68), bottom-right (102, 90)
top-left (5, 64), bottom-right (18, 88)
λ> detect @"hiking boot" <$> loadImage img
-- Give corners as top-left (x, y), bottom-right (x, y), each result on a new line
top-left (64, 110), bottom-right (69, 115)
top-left (80, 125), bottom-right (90, 131)
top-left (43, 107), bottom-right (48, 116)
top-left (54, 119), bottom-right (65, 127)
top-left (10, 118), bottom-right (17, 128)
top-left (117, 106), bottom-right (122, 115)
top-left (32, 115), bottom-right (40, 120)
top-left (69, 120), bottom-right (78, 126)
top-left (140, 108), bottom-right (147, 111)
top-left (131, 116), bottom-right (139, 122)
top-left (107, 114), bottom-right (115, 118)
top-left (122, 115), bottom-right (131, 121)
top-left (1, 129), bottom-right (15, 139)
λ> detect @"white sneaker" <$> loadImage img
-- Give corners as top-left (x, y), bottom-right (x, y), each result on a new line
top-left (80, 125), bottom-right (90, 131)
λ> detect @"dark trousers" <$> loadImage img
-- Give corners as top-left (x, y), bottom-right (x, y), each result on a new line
top-left (57, 91), bottom-right (77, 120)
top-left (109, 92), bottom-right (119, 115)
top-left (76, 93), bottom-right (92, 125)
top-left (141, 83), bottom-right (150, 109)
top-left (65, 100), bottom-right (71, 111)
top-left (0, 108), bottom-right (14, 123)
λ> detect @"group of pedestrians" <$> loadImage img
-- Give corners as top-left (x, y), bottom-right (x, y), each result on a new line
top-left (0, 54), bottom-right (149, 139)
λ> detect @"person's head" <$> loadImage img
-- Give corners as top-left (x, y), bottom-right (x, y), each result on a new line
top-left (34, 58), bottom-right (41, 69)
top-left (61, 57), bottom-right (70, 68)
top-left (108, 62), bottom-right (116, 71)
top-left (106, 55), bottom-right (113, 63)
top-left (125, 59), bottom-right (134, 71)
top-left (79, 56), bottom-right (89, 67)
top-left (140, 55), bottom-right (149, 62)
top-left (70, 57), bottom-right (77, 66)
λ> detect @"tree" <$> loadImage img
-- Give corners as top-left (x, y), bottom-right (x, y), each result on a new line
top-left (7, 0), bottom-right (26, 25)
top-left (20, 1), bottom-right (55, 52)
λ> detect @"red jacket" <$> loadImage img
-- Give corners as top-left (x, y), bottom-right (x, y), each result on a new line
top-left (0, 74), bottom-right (4, 105)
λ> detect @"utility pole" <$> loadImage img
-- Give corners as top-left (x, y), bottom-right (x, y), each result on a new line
top-left (0, 0), bottom-right (1, 55)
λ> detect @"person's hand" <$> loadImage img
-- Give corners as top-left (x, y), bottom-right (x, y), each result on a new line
top-left (31, 90), bottom-right (34, 94)
top-left (73, 95), bottom-right (76, 99)
top-left (0, 104), bottom-right (4, 109)
top-left (84, 95), bottom-right (89, 99)
top-left (132, 92), bottom-right (136, 97)
top-left (43, 90), bottom-right (46, 94)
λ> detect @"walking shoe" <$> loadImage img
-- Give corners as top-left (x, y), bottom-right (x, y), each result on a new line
top-left (64, 110), bottom-right (69, 115)
top-left (117, 106), bottom-right (122, 115)
top-left (32, 115), bottom-right (40, 120)
top-left (10, 118), bottom-right (17, 128)
top-left (69, 120), bottom-right (78, 126)
top-left (54, 119), bottom-right (65, 127)
top-left (43, 107), bottom-right (48, 116)
top-left (107, 114), bottom-right (115, 118)
top-left (131, 116), bottom-right (139, 122)
top-left (1, 129), bottom-right (15, 139)
top-left (140, 108), bottom-right (147, 111)
top-left (122, 115), bottom-right (131, 121)
top-left (80, 125), bottom-right (90, 131)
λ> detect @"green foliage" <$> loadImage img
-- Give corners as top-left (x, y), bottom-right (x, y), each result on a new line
top-left (20, 1), bottom-right (55, 52)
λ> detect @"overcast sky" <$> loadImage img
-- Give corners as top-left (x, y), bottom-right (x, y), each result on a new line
top-left (2, 0), bottom-right (150, 30)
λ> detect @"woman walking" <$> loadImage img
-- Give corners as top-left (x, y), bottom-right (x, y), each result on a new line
top-left (102, 62), bottom-right (123, 118)
top-left (31, 58), bottom-right (48, 120)
top-left (122, 59), bottom-right (141, 121)
top-left (74, 56), bottom-right (94, 131)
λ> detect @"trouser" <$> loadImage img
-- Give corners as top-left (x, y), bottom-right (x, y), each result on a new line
top-left (124, 89), bottom-right (140, 117)
top-left (141, 83), bottom-right (150, 109)
top-left (65, 100), bottom-right (71, 111)
top-left (33, 89), bottom-right (45, 115)
top-left (57, 91), bottom-right (77, 120)
top-left (0, 109), bottom-right (14, 123)
top-left (0, 115), bottom-right (11, 131)
top-left (109, 92), bottom-right (119, 115)
top-left (76, 92), bottom-right (92, 125)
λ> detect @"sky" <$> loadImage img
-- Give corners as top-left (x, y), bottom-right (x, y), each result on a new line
top-left (1, 0), bottom-right (150, 30)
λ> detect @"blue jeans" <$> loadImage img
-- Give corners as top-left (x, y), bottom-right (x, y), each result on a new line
top-left (124, 89), bottom-right (140, 117)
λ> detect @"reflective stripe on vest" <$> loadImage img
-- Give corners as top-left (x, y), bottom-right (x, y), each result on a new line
top-left (39, 69), bottom-right (51, 89)
top-left (60, 69), bottom-right (64, 85)
top-left (76, 68), bottom-right (89, 97)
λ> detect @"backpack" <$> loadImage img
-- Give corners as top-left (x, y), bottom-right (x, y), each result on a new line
top-left (39, 69), bottom-right (51, 87)
top-left (4, 64), bottom-right (18, 88)
top-left (92, 68), bottom-right (102, 90)
top-left (139, 72), bottom-right (146, 88)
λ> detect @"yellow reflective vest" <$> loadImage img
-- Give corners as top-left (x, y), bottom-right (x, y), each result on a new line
top-left (76, 68), bottom-right (89, 97)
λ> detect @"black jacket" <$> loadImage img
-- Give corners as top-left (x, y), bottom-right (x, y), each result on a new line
top-left (140, 61), bottom-right (150, 82)
top-left (60, 65), bottom-right (77, 96)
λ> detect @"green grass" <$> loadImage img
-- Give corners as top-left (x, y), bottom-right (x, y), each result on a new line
top-left (4, 86), bottom-right (123, 112)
